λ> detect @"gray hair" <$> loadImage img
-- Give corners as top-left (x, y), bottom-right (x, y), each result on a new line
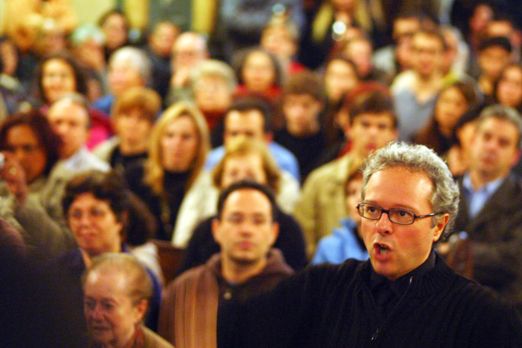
top-left (109, 46), bottom-right (151, 84)
top-left (361, 142), bottom-right (459, 236)
top-left (477, 104), bottom-right (522, 148)
top-left (49, 93), bottom-right (91, 128)
top-left (191, 59), bottom-right (237, 92)
top-left (83, 253), bottom-right (153, 304)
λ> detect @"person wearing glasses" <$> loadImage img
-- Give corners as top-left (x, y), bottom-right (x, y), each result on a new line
top-left (218, 142), bottom-right (522, 348)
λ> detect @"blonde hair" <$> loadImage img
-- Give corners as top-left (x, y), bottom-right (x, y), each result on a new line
top-left (144, 101), bottom-right (209, 194)
top-left (212, 137), bottom-right (281, 193)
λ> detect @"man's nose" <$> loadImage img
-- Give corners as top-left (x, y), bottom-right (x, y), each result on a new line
top-left (375, 211), bottom-right (393, 234)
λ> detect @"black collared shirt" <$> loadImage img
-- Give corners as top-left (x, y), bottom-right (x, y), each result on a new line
top-left (369, 250), bottom-right (436, 319)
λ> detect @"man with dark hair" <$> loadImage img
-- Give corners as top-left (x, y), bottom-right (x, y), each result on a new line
top-left (476, 36), bottom-right (513, 96)
top-left (392, 28), bottom-right (447, 141)
top-left (205, 96), bottom-right (300, 181)
top-left (454, 105), bottom-right (522, 314)
top-left (159, 180), bottom-right (293, 348)
top-left (295, 90), bottom-right (397, 257)
top-left (274, 71), bottom-right (326, 182)
top-left (219, 142), bottom-right (522, 348)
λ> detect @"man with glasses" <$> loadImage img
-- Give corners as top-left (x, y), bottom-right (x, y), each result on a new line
top-left (219, 142), bottom-right (522, 347)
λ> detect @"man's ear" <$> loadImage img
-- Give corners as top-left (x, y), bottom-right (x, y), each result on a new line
top-left (269, 222), bottom-right (279, 247)
top-left (511, 148), bottom-right (521, 167)
top-left (211, 217), bottom-right (221, 243)
top-left (432, 214), bottom-right (449, 243)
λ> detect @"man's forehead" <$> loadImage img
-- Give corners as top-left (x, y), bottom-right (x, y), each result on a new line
top-left (49, 102), bottom-right (88, 120)
top-left (226, 110), bottom-right (264, 127)
top-left (479, 116), bottom-right (519, 133)
top-left (223, 189), bottom-right (271, 210)
top-left (353, 112), bottom-right (395, 126)
top-left (364, 167), bottom-right (434, 204)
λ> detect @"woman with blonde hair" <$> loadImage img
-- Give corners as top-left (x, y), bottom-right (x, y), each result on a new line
top-left (125, 101), bottom-right (214, 247)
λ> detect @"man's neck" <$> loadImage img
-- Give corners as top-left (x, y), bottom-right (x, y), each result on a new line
top-left (61, 147), bottom-right (81, 160)
top-left (221, 256), bottom-right (267, 284)
top-left (120, 139), bottom-right (147, 155)
top-left (414, 72), bottom-right (442, 102)
top-left (469, 169), bottom-right (506, 191)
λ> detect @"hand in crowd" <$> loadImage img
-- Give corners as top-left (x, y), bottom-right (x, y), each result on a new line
top-left (0, 152), bottom-right (28, 206)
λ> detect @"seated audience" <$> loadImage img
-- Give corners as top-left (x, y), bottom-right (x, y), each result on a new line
top-left (295, 90), bottom-right (397, 257)
top-left (205, 96), bottom-right (300, 182)
top-left (475, 36), bottom-right (513, 97)
top-left (454, 105), bottom-right (522, 314)
top-left (56, 171), bottom-right (162, 334)
top-left (446, 104), bottom-right (483, 176)
top-left (321, 56), bottom-right (360, 146)
top-left (311, 167), bottom-right (368, 265)
top-left (98, 9), bottom-right (131, 62)
top-left (159, 181), bottom-right (294, 348)
top-left (0, 110), bottom-right (75, 258)
top-left (180, 137), bottom-right (306, 273)
top-left (47, 93), bottom-right (109, 173)
top-left (166, 32), bottom-right (209, 105)
top-left (94, 87), bottom-right (161, 175)
top-left (414, 80), bottom-right (479, 156)
top-left (93, 46), bottom-right (151, 115)
top-left (83, 253), bottom-right (173, 348)
top-left (234, 48), bottom-right (282, 103)
top-left (274, 71), bottom-right (327, 182)
top-left (145, 21), bottom-right (180, 101)
top-left (392, 29), bottom-right (446, 141)
top-left (493, 63), bottom-right (522, 113)
top-left (35, 52), bottom-right (111, 148)
top-left (125, 101), bottom-right (214, 246)
top-left (190, 59), bottom-right (237, 147)
top-left (260, 17), bottom-right (305, 79)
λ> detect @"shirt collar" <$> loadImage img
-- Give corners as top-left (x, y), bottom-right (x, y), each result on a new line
top-left (462, 173), bottom-right (505, 195)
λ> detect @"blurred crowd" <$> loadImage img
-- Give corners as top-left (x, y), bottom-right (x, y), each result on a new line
top-left (1, 0), bottom-right (522, 346)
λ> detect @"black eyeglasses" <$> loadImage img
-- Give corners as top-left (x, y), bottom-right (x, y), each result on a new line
top-left (356, 202), bottom-right (441, 225)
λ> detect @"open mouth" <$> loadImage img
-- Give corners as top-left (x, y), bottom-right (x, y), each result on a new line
top-left (374, 242), bottom-right (391, 255)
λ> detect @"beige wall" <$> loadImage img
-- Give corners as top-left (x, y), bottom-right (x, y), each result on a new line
top-left (71, 0), bottom-right (115, 25)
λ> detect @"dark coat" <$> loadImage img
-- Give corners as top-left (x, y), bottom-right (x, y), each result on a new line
top-left (455, 174), bottom-right (522, 307)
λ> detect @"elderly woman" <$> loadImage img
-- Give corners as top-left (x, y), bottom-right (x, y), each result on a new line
top-left (56, 171), bottom-right (162, 335)
top-left (0, 110), bottom-right (74, 258)
top-left (83, 253), bottom-right (173, 348)
top-left (179, 137), bottom-right (306, 273)
top-left (125, 101), bottom-right (214, 246)
top-left (93, 46), bottom-right (151, 116)
top-left (190, 59), bottom-right (237, 147)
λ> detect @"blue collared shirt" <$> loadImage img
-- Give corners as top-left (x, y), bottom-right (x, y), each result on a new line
top-left (462, 174), bottom-right (505, 219)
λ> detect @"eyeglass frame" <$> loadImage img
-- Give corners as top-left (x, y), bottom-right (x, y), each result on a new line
top-left (356, 202), bottom-right (442, 225)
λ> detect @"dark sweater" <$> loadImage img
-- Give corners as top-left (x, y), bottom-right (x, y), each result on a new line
top-left (125, 163), bottom-right (189, 241)
top-left (274, 128), bottom-right (326, 182)
top-left (179, 209), bottom-right (308, 273)
top-left (219, 255), bottom-right (522, 348)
